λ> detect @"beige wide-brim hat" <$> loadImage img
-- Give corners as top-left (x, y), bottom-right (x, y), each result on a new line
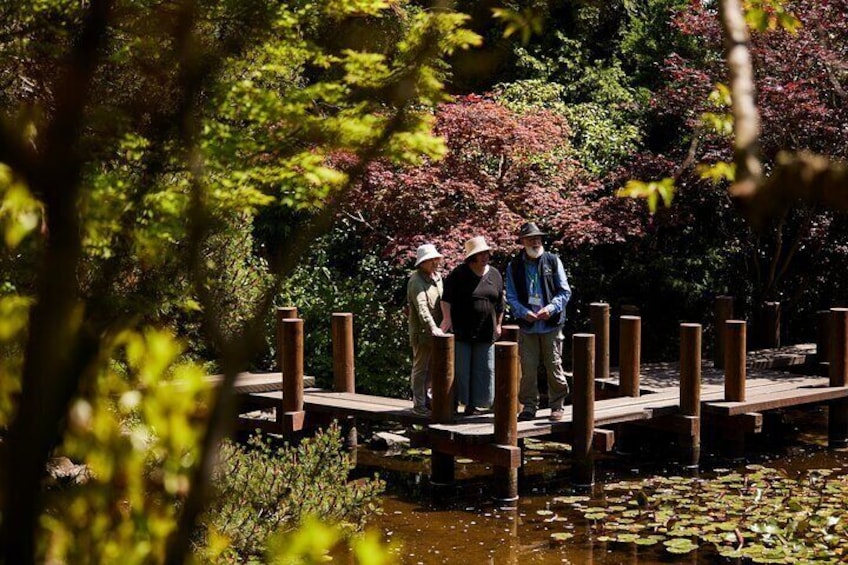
top-left (414, 243), bottom-right (444, 267)
top-left (464, 236), bottom-right (493, 260)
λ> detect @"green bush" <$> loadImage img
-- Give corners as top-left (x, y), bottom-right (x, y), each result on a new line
top-left (198, 425), bottom-right (384, 563)
top-left (271, 225), bottom-right (411, 398)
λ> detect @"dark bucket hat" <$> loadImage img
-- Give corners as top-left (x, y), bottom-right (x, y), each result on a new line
top-left (516, 222), bottom-right (546, 242)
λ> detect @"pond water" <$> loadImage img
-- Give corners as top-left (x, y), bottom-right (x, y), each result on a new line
top-left (355, 407), bottom-right (848, 564)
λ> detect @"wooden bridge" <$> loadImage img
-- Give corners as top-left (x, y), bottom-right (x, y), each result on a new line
top-left (231, 301), bottom-right (848, 504)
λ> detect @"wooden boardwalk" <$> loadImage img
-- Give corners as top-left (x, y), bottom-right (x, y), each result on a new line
top-left (240, 344), bottom-right (829, 441)
top-left (237, 304), bottom-right (848, 501)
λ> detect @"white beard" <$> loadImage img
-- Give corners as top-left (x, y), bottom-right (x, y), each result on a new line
top-left (525, 245), bottom-right (544, 259)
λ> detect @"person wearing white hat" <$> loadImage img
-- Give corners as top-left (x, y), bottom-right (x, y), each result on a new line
top-left (440, 236), bottom-right (505, 415)
top-left (407, 243), bottom-right (446, 416)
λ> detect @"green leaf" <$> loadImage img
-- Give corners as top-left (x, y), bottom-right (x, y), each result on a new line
top-left (617, 178), bottom-right (676, 213)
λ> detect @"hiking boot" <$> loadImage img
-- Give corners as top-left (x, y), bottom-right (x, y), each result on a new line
top-left (412, 405), bottom-right (431, 417)
top-left (549, 409), bottom-right (565, 422)
top-left (518, 410), bottom-right (536, 422)
top-left (464, 405), bottom-right (481, 416)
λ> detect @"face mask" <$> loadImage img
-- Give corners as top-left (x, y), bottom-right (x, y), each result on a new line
top-left (525, 245), bottom-right (544, 259)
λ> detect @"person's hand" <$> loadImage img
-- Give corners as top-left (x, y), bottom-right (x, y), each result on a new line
top-left (495, 324), bottom-right (502, 339)
top-left (439, 320), bottom-right (452, 333)
top-left (536, 307), bottom-right (551, 321)
top-left (524, 311), bottom-right (538, 322)
top-left (432, 327), bottom-right (446, 337)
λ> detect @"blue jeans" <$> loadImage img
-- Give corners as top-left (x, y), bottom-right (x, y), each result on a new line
top-left (455, 340), bottom-right (494, 409)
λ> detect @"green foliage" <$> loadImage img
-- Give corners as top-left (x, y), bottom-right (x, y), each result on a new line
top-left (1, 0), bottom-right (478, 562)
top-left (41, 328), bottom-right (213, 563)
top-left (0, 294), bottom-right (29, 427)
top-left (495, 75), bottom-right (645, 175)
top-left (199, 426), bottom-right (384, 563)
top-left (492, 7), bottom-right (545, 44)
top-left (274, 230), bottom-right (409, 398)
top-left (697, 161), bottom-right (737, 184)
top-left (0, 164), bottom-right (41, 249)
top-left (618, 177), bottom-right (676, 213)
top-left (744, 0), bottom-right (801, 32)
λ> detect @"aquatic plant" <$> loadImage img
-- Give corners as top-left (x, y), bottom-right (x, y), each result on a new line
top-left (551, 465), bottom-right (848, 562)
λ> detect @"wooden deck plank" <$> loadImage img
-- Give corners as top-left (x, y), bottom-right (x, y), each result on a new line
top-left (205, 372), bottom-right (316, 394)
top-left (704, 386), bottom-right (848, 415)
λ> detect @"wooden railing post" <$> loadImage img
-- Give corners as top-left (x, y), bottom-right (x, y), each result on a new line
top-left (590, 303), bottom-right (610, 382)
top-left (430, 334), bottom-right (455, 486)
top-left (493, 340), bottom-right (519, 505)
top-left (572, 333), bottom-right (595, 488)
top-left (714, 296), bottom-right (734, 368)
top-left (679, 323), bottom-right (702, 470)
top-left (724, 319), bottom-right (747, 458)
top-left (761, 301), bottom-right (781, 349)
top-left (501, 324), bottom-right (520, 344)
top-left (276, 306), bottom-right (298, 375)
top-left (332, 313), bottom-right (357, 451)
top-left (281, 318), bottom-right (305, 432)
top-left (828, 308), bottom-right (848, 448)
top-left (724, 320), bottom-right (747, 402)
top-left (331, 313), bottom-right (355, 393)
top-left (818, 310), bottom-right (832, 378)
top-left (619, 316), bottom-right (641, 397)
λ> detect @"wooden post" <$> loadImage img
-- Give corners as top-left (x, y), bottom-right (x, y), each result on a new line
top-left (619, 316), bottom-right (641, 397)
top-left (331, 313), bottom-right (355, 393)
top-left (493, 341), bottom-right (519, 505)
top-left (281, 318), bottom-right (305, 432)
top-left (276, 306), bottom-right (298, 374)
top-left (724, 320), bottom-right (747, 401)
top-left (620, 304), bottom-right (640, 316)
top-left (430, 334), bottom-right (455, 486)
top-left (590, 303), bottom-right (610, 382)
top-left (572, 333), bottom-right (595, 488)
top-left (714, 296), bottom-right (734, 368)
top-left (501, 324), bottom-right (520, 344)
top-left (818, 310), bottom-right (832, 378)
top-left (724, 320), bottom-right (747, 458)
top-left (679, 323), bottom-right (702, 470)
top-left (761, 301), bottom-right (781, 349)
top-left (828, 308), bottom-right (848, 448)
top-left (332, 313), bottom-right (357, 451)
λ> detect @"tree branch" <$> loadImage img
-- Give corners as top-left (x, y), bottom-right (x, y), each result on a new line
top-left (718, 0), bottom-right (764, 203)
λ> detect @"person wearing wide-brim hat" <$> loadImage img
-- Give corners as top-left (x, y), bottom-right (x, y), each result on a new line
top-left (407, 243), bottom-right (446, 416)
top-left (505, 221), bottom-right (572, 422)
top-left (440, 236), bottom-right (505, 416)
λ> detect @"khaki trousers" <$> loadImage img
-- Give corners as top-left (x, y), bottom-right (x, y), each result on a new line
top-left (518, 329), bottom-right (570, 412)
top-left (410, 336), bottom-right (433, 409)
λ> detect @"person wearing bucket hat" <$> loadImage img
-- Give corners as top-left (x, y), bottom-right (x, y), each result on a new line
top-left (440, 236), bottom-right (505, 415)
top-left (505, 222), bottom-right (572, 422)
top-left (407, 244), bottom-right (446, 416)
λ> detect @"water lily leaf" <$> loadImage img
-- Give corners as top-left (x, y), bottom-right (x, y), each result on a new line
top-left (552, 495), bottom-right (590, 505)
top-left (549, 532), bottom-right (574, 543)
top-left (635, 535), bottom-right (664, 546)
top-left (664, 538), bottom-right (698, 554)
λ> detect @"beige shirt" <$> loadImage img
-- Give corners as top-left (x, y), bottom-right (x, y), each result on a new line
top-left (407, 270), bottom-right (443, 341)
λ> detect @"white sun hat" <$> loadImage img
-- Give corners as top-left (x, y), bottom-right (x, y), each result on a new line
top-left (414, 243), bottom-right (444, 267)
top-left (463, 236), bottom-right (493, 260)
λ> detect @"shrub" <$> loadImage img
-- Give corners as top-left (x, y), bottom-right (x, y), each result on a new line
top-left (198, 425), bottom-right (384, 563)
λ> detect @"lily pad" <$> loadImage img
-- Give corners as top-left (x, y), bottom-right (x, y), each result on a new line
top-left (549, 532), bottom-right (574, 544)
top-left (663, 538), bottom-right (698, 554)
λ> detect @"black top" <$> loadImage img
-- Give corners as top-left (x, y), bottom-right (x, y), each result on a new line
top-left (443, 263), bottom-right (505, 343)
